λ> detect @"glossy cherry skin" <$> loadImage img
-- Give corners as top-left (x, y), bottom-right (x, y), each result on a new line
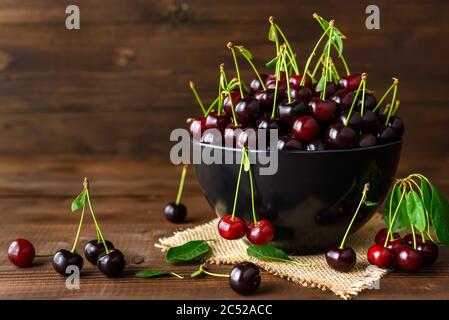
top-left (308, 98), bottom-right (337, 123)
top-left (218, 215), bottom-right (247, 240)
top-left (339, 73), bottom-right (362, 91)
top-left (246, 220), bottom-right (275, 245)
top-left (257, 118), bottom-right (284, 144)
top-left (8, 239), bottom-right (35, 268)
top-left (325, 245), bottom-right (356, 272)
top-left (223, 91), bottom-right (242, 116)
top-left (266, 79), bottom-right (287, 98)
top-left (234, 97), bottom-right (260, 125)
top-left (324, 123), bottom-right (357, 149)
top-left (205, 112), bottom-right (231, 133)
top-left (277, 135), bottom-right (304, 151)
top-left (188, 117), bottom-right (207, 138)
top-left (164, 202), bottom-right (187, 223)
top-left (291, 116), bottom-right (320, 143)
top-left (98, 249), bottom-right (126, 277)
top-left (386, 239), bottom-right (407, 255)
top-left (416, 241), bottom-right (439, 266)
top-left (306, 139), bottom-right (326, 151)
top-left (337, 111), bottom-right (363, 131)
top-left (84, 240), bottom-right (115, 265)
top-left (331, 89), bottom-right (355, 110)
top-left (52, 249), bottom-right (84, 276)
top-left (278, 100), bottom-right (308, 123)
top-left (290, 86), bottom-right (312, 102)
top-left (377, 126), bottom-right (398, 144)
top-left (229, 262), bottom-right (261, 295)
top-left (254, 89), bottom-right (276, 114)
top-left (362, 110), bottom-right (380, 133)
top-left (224, 124), bottom-right (242, 146)
top-left (237, 127), bottom-right (257, 147)
top-left (375, 228), bottom-right (400, 246)
top-left (249, 74), bottom-right (268, 93)
top-left (387, 116), bottom-right (405, 138)
top-left (403, 233), bottom-right (423, 246)
top-left (289, 74), bottom-right (312, 88)
top-left (367, 244), bottom-right (394, 269)
top-left (266, 72), bottom-right (287, 84)
top-left (312, 82), bottom-right (338, 99)
top-left (357, 93), bottom-right (377, 111)
top-left (396, 246), bottom-right (423, 272)
top-left (358, 133), bottom-right (377, 148)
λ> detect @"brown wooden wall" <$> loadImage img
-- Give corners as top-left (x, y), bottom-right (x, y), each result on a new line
top-left (0, 0), bottom-right (448, 157)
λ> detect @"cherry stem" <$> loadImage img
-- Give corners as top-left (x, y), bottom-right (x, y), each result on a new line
top-left (235, 46), bottom-right (267, 91)
top-left (360, 77), bottom-right (367, 116)
top-left (35, 253), bottom-right (55, 258)
top-left (231, 151), bottom-right (245, 219)
top-left (217, 69), bottom-right (223, 115)
top-left (220, 65), bottom-right (239, 126)
top-left (421, 231), bottom-right (426, 243)
top-left (170, 272), bottom-right (184, 279)
top-left (384, 184), bottom-right (406, 247)
top-left (385, 82), bottom-right (398, 125)
top-left (269, 17), bottom-right (280, 55)
top-left (84, 180), bottom-right (110, 255)
top-left (372, 78), bottom-right (398, 113)
top-left (274, 23), bottom-right (299, 74)
top-left (301, 24), bottom-right (332, 86)
top-left (189, 81), bottom-right (206, 115)
top-left (270, 50), bottom-right (282, 119)
top-left (175, 165), bottom-right (188, 205)
top-left (281, 47), bottom-right (292, 103)
top-left (227, 43), bottom-right (244, 99)
top-left (411, 225), bottom-right (417, 250)
top-left (284, 48), bottom-right (299, 75)
top-left (392, 100), bottom-right (400, 116)
top-left (245, 149), bottom-right (257, 225)
top-left (344, 73), bottom-right (367, 126)
top-left (339, 183), bottom-right (369, 249)
top-left (320, 26), bottom-right (334, 100)
top-left (205, 97), bottom-right (218, 118)
top-left (199, 264), bottom-right (229, 278)
top-left (70, 203), bottom-right (85, 253)
top-left (311, 51), bottom-right (326, 80)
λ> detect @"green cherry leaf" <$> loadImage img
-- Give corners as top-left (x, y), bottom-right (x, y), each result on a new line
top-left (71, 189), bottom-right (86, 212)
top-left (315, 75), bottom-right (326, 92)
top-left (247, 244), bottom-right (291, 262)
top-left (430, 185), bottom-right (449, 245)
top-left (165, 240), bottom-right (210, 263)
top-left (394, 187), bottom-right (410, 232)
top-left (333, 34), bottom-right (344, 57)
top-left (235, 45), bottom-right (253, 60)
top-left (265, 56), bottom-right (278, 70)
top-left (406, 190), bottom-right (427, 232)
top-left (268, 24), bottom-right (277, 42)
top-left (421, 180), bottom-right (432, 214)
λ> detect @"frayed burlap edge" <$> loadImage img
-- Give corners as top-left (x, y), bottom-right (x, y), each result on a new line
top-left (156, 216), bottom-right (388, 299)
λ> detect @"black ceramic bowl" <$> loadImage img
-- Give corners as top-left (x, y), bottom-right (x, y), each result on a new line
top-left (193, 140), bottom-right (402, 254)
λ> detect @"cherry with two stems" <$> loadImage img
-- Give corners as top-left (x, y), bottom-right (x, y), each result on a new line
top-left (164, 165), bottom-right (188, 224)
top-left (325, 183), bottom-right (370, 272)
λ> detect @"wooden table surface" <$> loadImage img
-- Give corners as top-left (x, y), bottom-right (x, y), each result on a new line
top-left (0, 105), bottom-right (448, 300)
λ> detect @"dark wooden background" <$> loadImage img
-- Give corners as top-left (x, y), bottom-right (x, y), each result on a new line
top-left (0, 0), bottom-right (447, 158)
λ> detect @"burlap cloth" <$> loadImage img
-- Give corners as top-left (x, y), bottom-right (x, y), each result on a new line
top-left (156, 215), bottom-right (388, 299)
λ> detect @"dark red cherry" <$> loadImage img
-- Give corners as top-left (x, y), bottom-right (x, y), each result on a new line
top-left (237, 127), bottom-right (257, 147)
top-left (291, 116), bottom-right (320, 142)
top-left (224, 124), bottom-right (242, 146)
top-left (254, 89), bottom-right (276, 114)
top-left (98, 249), bottom-right (126, 277)
top-left (357, 93), bottom-right (377, 111)
top-left (52, 249), bottom-right (84, 276)
top-left (277, 135), bottom-right (304, 150)
top-left (375, 228), bottom-right (400, 246)
top-left (337, 110), bottom-right (363, 131)
top-left (246, 220), bottom-right (275, 245)
top-left (325, 245), bottom-right (356, 272)
top-left (396, 246), bottom-right (423, 272)
top-left (289, 74), bottom-right (312, 88)
top-left (358, 133), bottom-right (377, 148)
top-left (306, 139), bottom-right (326, 151)
top-left (266, 72), bottom-right (287, 84)
top-left (164, 202), bottom-right (187, 223)
top-left (367, 244), bottom-right (394, 269)
top-left (188, 117), bottom-right (207, 138)
top-left (201, 128), bottom-right (223, 145)
top-left (218, 215), bottom-right (247, 240)
top-left (403, 233), bottom-right (423, 246)
top-left (362, 110), bottom-right (380, 133)
top-left (8, 239), bottom-right (35, 268)
top-left (223, 91), bottom-right (242, 116)
top-left (386, 239), bottom-right (406, 255)
top-left (234, 97), bottom-right (260, 125)
top-left (387, 116), bottom-right (405, 138)
top-left (205, 112), bottom-right (231, 133)
top-left (324, 123), bottom-right (357, 149)
top-left (312, 82), bottom-right (338, 99)
top-left (249, 74), bottom-right (268, 94)
top-left (331, 89), bottom-right (355, 110)
top-left (266, 80), bottom-right (287, 99)
top-left (84, 239), bottom-right (115, 265)
top-left (339, 73), bottom-right (362, 91)
top-left (229, 262), bottom-right (261, 295)
top-left (377, 126), bottom-right (398, 144)
top-left (308, 97), bottom-right (337, 123)
top-left (257, 117), bottom-right (284, 143)
top-left (290, 85), bottom-right (313, 102)
top-left (278, 100), bottom-right (308, 123)
top-left (416, 241), bottom-right (439, 266)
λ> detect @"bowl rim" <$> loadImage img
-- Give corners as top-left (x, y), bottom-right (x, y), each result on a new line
top-left (193, 139), bottom-right (402, 154)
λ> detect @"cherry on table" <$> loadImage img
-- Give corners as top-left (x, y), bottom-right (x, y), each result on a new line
top-left (84, 239), bottom-right (115, 265)
top-left (205, 112), bottom-right (231, 133)
top-left (374, 228), bottom-right (400, 246)
top-left (324, 123), bottom-right (357, 149)
top-left (278, 100), bottom-right (308, 123)
top-left (331, 89), bottom-right (355, 110)
top-left (229, 262), bottom-right (261, 295)
top-left (396, 246), bottom-right (423, 272)
top-left (339, 73), bottom-right (362, 91)
top-left (325, 245), bottom-right (356, 272)
top-left (291, 115), bottom-right (320, 143)
top-left (8, 239), bottom-right (35, 268)
top-left (52, 249), bottom-right (84, 276)
top-left (416, 241), bottom-right (439, 266)
top-left (98, 249), bottom-right (126, 277)
top-left (246, 220), bottom-right (275, 246)
top-left (306, 139), bottom-right (326, 151)
top-left (218, 215), bottom-right (247, 240)
top-left (358, 133), bottom-right (378, 148)
top-left (164, 202), bottom-right (187, 223)
top-left (277, 135), bottom-right (304, 151)
top-left (249, 74), bottom-right (268, 93)
top-left (367, 244), bottom-right (394, 269)
top-left (337, 110), bottom-right (363, 131)
top-left (308, 98), bottom-right (337, 124)
top-left (234, 97), bottom-right (260, 125)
